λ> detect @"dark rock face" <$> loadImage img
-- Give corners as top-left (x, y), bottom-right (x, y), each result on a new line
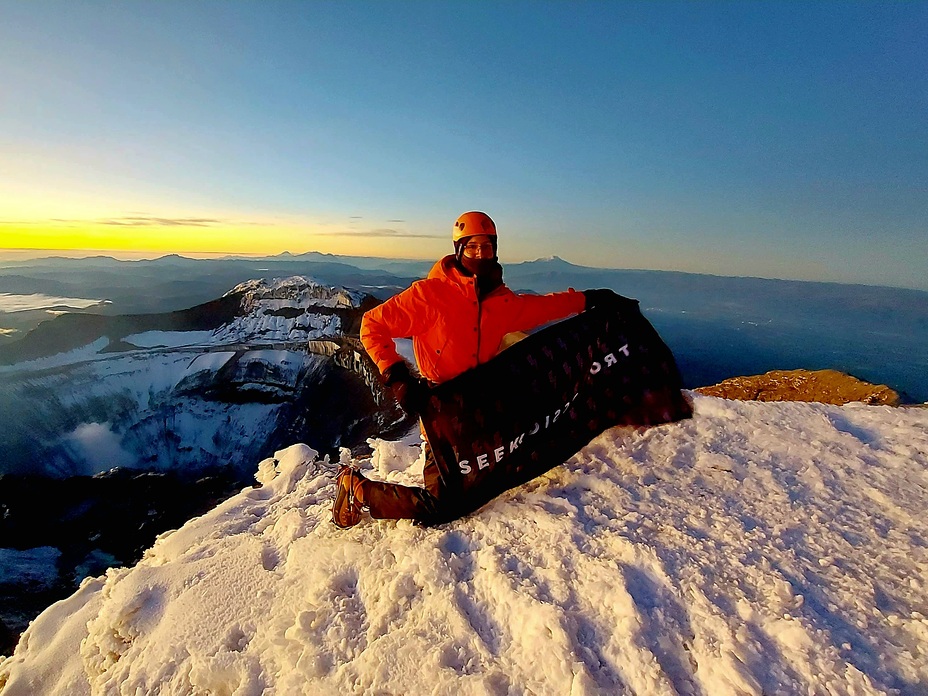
top-left (695, 369), bottom-right (901, 406)
top-left (0, 469), bottom-right (243, 565)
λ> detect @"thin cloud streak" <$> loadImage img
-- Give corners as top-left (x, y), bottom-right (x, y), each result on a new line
top-left (316, 228), bottom-right (444, 239)
top-left (99, 217), bottom-right (226, 227)
top-left (1, 217), bottom-right (269, 228)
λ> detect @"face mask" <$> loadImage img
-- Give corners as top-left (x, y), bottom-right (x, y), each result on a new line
top-left (460, 256), bottom-right (500, 277)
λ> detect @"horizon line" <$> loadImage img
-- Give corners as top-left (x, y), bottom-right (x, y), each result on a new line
top-left (0, 248), bottom-right (925, 294)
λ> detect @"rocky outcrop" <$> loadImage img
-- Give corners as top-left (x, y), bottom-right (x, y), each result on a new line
top-left (694, 369), bottom-right (901, 406)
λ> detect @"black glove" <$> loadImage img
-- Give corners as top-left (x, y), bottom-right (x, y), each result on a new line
top-left (382, 361), bottom-right (430, 416)
top-left (583, 288), bottom-right (639, 314)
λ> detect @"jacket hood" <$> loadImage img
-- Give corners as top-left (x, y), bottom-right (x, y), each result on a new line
top-left (428, 255), bottom-right (466, 282)
top-left (429, 254), bottom-right (506, 301)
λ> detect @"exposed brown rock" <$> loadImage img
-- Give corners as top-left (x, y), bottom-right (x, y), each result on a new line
top-left (694, 369), bottom-right (900, 406)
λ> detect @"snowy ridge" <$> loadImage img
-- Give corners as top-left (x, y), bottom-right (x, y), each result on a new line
top-left (227, 276), bottom-right (363, 310)
top-left (212, 312), bottom-right (340, 345)
top-left (2, 395), bottom-right (927, 694)
top-left (214, 276), bottom-right (363, 345)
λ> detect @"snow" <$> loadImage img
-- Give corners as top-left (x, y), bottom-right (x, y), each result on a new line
top-left (393, 337), bottom-right (415, 366)
top-left (0, 275), bottom-right (354, 477)
top-left (213, 309), bottom-right (340, 344)
top-left (2, 395), bottom-right (928, 694)
top-left (0, 337), bottom-right (110, 374)
top-left (245, 350), bottom-right (307, 376)
top-left (183, 351), bottom-right (236, 375)
top-left (0, 347), bottom-right (307, 476)
top-left (0, 277), bottom-right (357, 379)
top-left (228, 276), bottom-right (365, 310)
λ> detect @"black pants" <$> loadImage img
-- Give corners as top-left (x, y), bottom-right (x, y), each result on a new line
top-left (364, 442), bottom-right (452, 525)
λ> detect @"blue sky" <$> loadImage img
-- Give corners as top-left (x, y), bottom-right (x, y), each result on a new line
top-left (1, 1), bottom-right (926, 289)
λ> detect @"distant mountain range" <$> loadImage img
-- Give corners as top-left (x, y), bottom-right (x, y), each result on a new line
top-left (1, 252), bottom-right (926, 402)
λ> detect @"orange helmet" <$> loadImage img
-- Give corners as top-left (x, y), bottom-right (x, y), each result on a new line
top-left (452, 211), bottom-right (497, 243)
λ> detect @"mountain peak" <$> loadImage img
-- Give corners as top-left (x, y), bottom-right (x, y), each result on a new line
top-left (514, 255), bottom-right (586, 270)
top-left (226, 275), bottom-right (365, 311)
top-left (217, 276), bottom-right (368, 346)
top-left (146, 254), bottom-right (200, 265)
top-left (228, 275), bottom-right (321, 296)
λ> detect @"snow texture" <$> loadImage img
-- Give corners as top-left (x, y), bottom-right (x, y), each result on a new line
top-left (2, 395), bottom-right (927, 695)
top-left (0, 337), bottom-right (111, 374)
top-left (0, 345), bottom-right (328, 477)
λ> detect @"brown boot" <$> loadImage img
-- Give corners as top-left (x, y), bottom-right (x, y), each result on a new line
top-left (332, 466), bottom-right (367, 528)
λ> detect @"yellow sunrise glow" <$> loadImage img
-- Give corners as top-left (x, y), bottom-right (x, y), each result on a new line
top-left (0, 219), bottom-right (448, 260)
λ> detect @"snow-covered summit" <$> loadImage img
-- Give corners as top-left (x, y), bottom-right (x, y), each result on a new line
top-left (523, 255), bottom-right (584, 268)
top-left (2, 395), bottom-right (926, 694)
top-left (227, 276), bottom-right (364, 310)
top-left (209, 276), bottom-right (368, 345)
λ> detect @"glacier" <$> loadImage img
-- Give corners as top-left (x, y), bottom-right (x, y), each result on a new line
top-left (2, 395), bottom-right (926, 695)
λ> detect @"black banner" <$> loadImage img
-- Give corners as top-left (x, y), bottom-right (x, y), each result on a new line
top-left (420, 304), bottom-right (692, 520)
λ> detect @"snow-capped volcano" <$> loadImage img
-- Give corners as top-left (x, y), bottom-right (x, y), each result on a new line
top-left (0, 276), bottom-right (385, 478)
top-left (2, 395), bottom-right (926, 694)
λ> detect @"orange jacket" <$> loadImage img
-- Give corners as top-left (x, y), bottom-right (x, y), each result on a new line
top-left (360, 255), bottom-right (586, 384)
